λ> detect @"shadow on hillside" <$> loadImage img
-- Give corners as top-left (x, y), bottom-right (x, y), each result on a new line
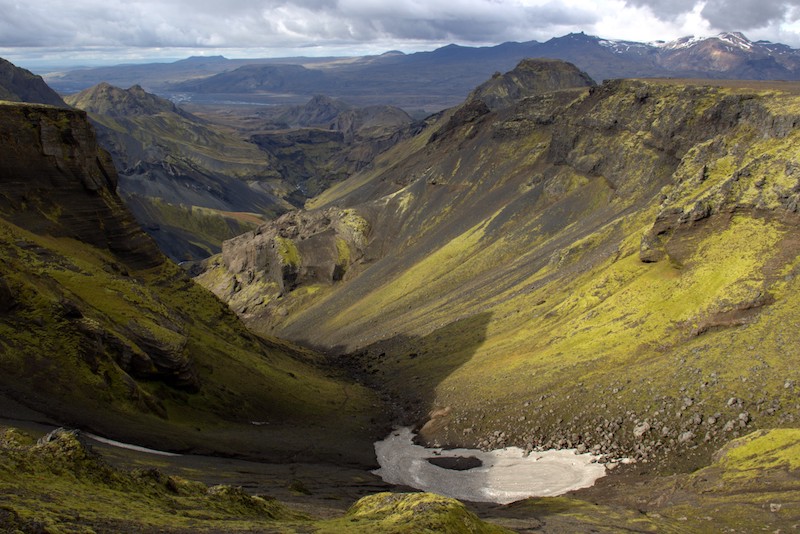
top-left (330, 312), bottom-right (493, 434)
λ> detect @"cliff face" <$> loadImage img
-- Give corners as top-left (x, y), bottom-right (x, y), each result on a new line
top-left (0, 103), bottom-right (382, 463)
top-left (0, 104), bottom-right (163, 269)
top-left (0, 57), bottom-right (66, 107)
top-left (203, 63), bottom-right (800, 469)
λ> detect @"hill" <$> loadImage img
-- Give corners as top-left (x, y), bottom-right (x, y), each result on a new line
top-left (0, 101), bottom-right (384, 464)
top-left (200, 60), bottom-right (800, 473)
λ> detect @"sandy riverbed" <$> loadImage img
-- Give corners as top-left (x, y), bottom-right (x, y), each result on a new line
top-left (373, 427), bottom-right (607, 504)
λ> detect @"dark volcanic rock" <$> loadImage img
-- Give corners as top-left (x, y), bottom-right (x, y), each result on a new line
top-left (0, 57), bottom-right (66, 107)
top-left (0, 104), bottom-right (164, 270)
top-left (427, 455), bottom-right (483, 470)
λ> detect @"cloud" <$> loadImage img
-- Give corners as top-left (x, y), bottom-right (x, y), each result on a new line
top-left (3, 0), bottom-right (800, 69)
top-left (0, 0), bottom-right (597, 50)
top-left (625, 0), bottom-right (800, 31)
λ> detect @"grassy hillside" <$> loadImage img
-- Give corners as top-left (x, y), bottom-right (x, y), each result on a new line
top-left (203, 71), bottom-right (800, 470)
top-left (0, 102), bottom-right (383, 464)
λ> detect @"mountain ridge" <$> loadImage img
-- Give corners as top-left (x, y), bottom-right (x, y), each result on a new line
top-left (0, 100), bottom-right (384, 464)
top-left (46, 31), bottom-right (800, 111)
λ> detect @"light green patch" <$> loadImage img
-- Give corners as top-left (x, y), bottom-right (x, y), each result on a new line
top-left (275, 236), bottom-right (301, 267)
top-left (713, 429), bottom-right (800, 477)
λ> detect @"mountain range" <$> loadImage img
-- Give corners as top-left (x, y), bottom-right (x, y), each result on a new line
top-left (202, 58), bottom-right (800, 478)
top-left (45, 32), bottom-right (800, 111)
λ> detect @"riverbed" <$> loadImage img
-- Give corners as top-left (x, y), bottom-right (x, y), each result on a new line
top-left (373, 427), bottom-right (607, 504)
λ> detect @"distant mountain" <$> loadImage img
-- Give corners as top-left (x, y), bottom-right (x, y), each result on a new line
top-left (0, 57), bottom-right (66, 106)
top-left (172, 63), bottom-right (330, 94)
top-left (46, 32), bottom-right (800, 112)
top-left (655, 32), bottom-right (800, 78)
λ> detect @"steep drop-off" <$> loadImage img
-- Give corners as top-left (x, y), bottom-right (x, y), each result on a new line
top-left (0, 57), bottom-right (66, 107)
top-left (0, 102), bottom-right (383, 464)
top-left (202, 62), bottom-right (800, 470)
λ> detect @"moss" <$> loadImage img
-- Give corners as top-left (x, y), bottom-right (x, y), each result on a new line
top-left (713, 429), bottom-right (800, 476)
top-left (0, 426), bottom-right (306, 532)
top-left (275, 236), bottom-right (301, 267)
top-left (318, 492), bottom-right (511, 533)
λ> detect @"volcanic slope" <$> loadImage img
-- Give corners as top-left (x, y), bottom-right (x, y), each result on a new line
top-left (202, 60), bottom-right (800, 470)
top-left (65, 83), bottom-right (290, 261)
top-left (0, 101), bottom-right (384, 465)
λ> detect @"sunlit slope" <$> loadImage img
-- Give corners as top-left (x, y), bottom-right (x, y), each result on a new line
top-left (0, 102), bottom-right (382, 464)
top-left (208, 75), bottom-right (800, 466)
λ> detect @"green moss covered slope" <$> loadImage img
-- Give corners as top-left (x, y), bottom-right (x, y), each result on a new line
top-left (0, 102), bottom-right (383, 464)
top-left (205, 65), bottom-right (800, 469)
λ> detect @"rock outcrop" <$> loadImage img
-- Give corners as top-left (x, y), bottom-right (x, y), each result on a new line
top-left (0, 103), bottom-right (163, 270)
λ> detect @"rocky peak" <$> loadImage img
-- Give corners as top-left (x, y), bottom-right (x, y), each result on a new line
top-left (467, 58), bottom-right (595, 110)
top-left (65, 82), bottom-right (182, 117)
top-left (0, 57), bottom-right (66, 107)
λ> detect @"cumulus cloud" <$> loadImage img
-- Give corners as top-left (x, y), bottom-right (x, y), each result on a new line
top-left (2, 0), bottom-right (800, 68)
top-left (626, 0), bottom-right (800, 30)
top-left (0, 0), bottom-right (597, 49)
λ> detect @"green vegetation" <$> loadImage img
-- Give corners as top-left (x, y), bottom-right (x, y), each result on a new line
top-left (0, 103), bottom-right (383, 464)
top-left (211, 78), bottom-right (800, 473)
top-left (0, 427), bottom-right (305, 533)
top-left (0, 426), bottom-right (515, 533)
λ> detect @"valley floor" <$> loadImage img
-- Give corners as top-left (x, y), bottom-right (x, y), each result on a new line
top-left (2, 414), bottom-right (799, 533)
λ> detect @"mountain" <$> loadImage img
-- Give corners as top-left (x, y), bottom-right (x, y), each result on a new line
top-left (467, 57), bottom-right (595, 110)
top-left (200, 59), bottom-right (800, 477)
top-left (0, 57), bottom-right (66, 106)
top-left (46, 32), bottom-right (800, 112)
top-left (65, 83), bottom-right (291, 261)
top-left (655, 32), bottom-right (800, 78)
top-left (0, 100), bottom-right (384, 464)
top-left (172, 63), bottom-right (330, 94)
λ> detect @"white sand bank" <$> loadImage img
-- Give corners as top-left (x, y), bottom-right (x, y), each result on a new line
top-left (86, 433), bottom-right (181, 456)
top-left (373, 427), bottom-right (606, 504)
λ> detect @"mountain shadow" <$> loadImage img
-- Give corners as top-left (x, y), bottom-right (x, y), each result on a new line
top-left (329, 312), bottom-right (493, 443)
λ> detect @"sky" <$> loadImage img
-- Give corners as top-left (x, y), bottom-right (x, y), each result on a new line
top-left (3, 0), bottom-right (800, 71)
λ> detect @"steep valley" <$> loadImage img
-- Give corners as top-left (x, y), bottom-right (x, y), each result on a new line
top-left (204, 66), bottom-right (800, 474)
top-left (2, 56), bottom-right (800, 532)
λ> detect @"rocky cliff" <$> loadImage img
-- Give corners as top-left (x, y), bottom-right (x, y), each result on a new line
top-left (202, 61), bottom-right (800, 470)
top-left (0, 57), bottom-right (66, 107)
top-left (0, 102), bottom-right (382, 463)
